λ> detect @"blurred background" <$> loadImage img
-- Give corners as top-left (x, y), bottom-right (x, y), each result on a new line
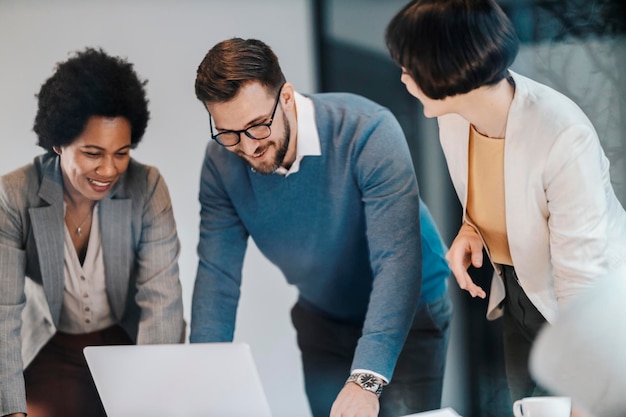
top-left (315, 1), bottom-right (626, 416)
top-left (1, 1), bottom-right (624, 416)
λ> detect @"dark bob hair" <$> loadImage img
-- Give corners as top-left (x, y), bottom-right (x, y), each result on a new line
top-left (385, 0), bottom-right (519, 100)
top-left (34, 47), bottom-right (150, 151)
top-left (195, 37), bottom-right (286, 104)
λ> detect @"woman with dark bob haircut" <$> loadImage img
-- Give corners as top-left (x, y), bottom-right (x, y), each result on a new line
top-left (0, 48), bottom-right (184, 417)
top-left (386, 0), bottom-right (626, 406)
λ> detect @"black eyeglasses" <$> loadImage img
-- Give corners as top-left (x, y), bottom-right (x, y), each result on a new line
top-left (209, 83), bottom-right (285, 147)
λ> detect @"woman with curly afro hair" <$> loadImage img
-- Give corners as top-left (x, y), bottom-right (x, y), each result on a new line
top-left (0, 48), bottom-right (184, 417)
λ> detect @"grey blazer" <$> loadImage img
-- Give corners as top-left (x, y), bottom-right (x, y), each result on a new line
top-left (0, 153), bottom-right (184, 415)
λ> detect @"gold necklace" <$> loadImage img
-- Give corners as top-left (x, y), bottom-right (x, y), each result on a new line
top-left (65, 210), bottom-right (92, 237)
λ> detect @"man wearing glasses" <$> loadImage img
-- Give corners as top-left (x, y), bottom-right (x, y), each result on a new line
top-left (190, 38), bottom-right (452, 417)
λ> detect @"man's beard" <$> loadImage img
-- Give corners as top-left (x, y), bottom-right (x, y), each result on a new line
top-left (246, 112), bottom-right (291, 175)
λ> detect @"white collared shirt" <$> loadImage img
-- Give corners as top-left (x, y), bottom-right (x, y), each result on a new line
top-left (274, 91), bottom-right (321, 177)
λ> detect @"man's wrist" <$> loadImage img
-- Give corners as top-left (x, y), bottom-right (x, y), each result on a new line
top-left (346, 372), bottom-right (385, 397)
top-left (350, 369), bottom-right (388, 384)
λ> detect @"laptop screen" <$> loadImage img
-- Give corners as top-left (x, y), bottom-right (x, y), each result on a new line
top-left (84, 342), bottom-right (273, 417)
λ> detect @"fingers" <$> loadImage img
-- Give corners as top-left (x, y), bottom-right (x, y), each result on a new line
top-left (465, 279), bottom-right (487, 299)
top-left (446, 223), bottom-right (487, 299)
top-left (468, 238), bottom-right (483, 268)
top-left (451, 268), bottom-right (486, 299)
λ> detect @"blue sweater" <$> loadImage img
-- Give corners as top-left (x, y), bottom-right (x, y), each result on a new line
top-left (191, 93), bottom-right (449, 379)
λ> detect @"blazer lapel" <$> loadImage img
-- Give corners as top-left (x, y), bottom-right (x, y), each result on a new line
top-left (99, 196), bottom-right (132, 321)
top-left (438, 113), bottom-right (470, 212)
top-left (30, 161), bottom-right (65, 325)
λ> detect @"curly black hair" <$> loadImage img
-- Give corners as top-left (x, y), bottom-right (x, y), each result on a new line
top-left (33, 47), bottom-right (150, 151)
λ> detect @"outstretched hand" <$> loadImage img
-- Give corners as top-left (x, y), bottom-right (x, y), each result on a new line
top-left (446, 223), bottom-right (487, 299)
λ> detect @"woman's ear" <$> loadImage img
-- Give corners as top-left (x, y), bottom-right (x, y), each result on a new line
top-left (52, 146), bottom-right (62, 155)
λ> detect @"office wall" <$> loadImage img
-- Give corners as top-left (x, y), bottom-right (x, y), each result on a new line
top-left (0, 1), bottom-right (315, 416)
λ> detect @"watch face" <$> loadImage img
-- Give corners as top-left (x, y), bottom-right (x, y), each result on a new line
top-left (358, 374), bottom-right (380, 389)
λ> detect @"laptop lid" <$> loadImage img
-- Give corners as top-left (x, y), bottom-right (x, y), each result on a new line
top-left (84, 342), bottom-right (273, 417)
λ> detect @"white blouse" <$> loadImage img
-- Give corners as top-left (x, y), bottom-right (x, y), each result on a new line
top-left (58, 203), bottom-right (116, 334)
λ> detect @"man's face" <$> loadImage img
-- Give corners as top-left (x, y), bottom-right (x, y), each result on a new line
top-left (207, 82), bottom-right (294, 175)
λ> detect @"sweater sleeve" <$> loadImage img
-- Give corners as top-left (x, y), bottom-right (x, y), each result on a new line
top-left (190, 144), bottom-right (249, 343)
top-left (349, 108), bottom-right (422, 380)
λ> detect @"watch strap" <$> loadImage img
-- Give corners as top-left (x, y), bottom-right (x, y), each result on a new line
top-left (346, 372), bottom-right (384, 397)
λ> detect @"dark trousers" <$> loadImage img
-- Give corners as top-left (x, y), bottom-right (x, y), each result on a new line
top-left (501, 265), bottom-right (550, 403)
top-left (24, 325), bottom-right (132, 417)
top-left (291, 292), bottom-right (453, 417)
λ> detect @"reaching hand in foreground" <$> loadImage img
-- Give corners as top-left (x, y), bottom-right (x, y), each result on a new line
top-left (446, 223), bottom-right (487, 299)
top-left (330, 382), bottom-right (380, 417)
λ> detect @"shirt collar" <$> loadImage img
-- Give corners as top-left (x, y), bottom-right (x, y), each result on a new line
top-left (275, 91), bottom-right (321, 176)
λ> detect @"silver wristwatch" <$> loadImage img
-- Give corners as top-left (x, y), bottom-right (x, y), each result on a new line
top-left (346, 373), bottom-right (384, 397)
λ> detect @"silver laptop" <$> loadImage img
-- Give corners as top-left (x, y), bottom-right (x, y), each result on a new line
top-left (84, 342), bottom-right (273, 417)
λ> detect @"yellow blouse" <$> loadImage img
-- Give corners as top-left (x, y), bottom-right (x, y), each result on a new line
top-left (467, 125), bottom-right (513, 266)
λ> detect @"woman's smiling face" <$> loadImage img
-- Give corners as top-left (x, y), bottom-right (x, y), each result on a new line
top-left (57, 116), bottom-right (132, 203)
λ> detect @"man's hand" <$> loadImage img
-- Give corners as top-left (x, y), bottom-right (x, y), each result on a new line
top-left (330, 382), bottom-right (379, 417)
top-left (446, 223), bottom-right (486, 299)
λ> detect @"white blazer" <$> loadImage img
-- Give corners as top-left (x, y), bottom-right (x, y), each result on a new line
top-left (438, 71), bottom-right (626, 323)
